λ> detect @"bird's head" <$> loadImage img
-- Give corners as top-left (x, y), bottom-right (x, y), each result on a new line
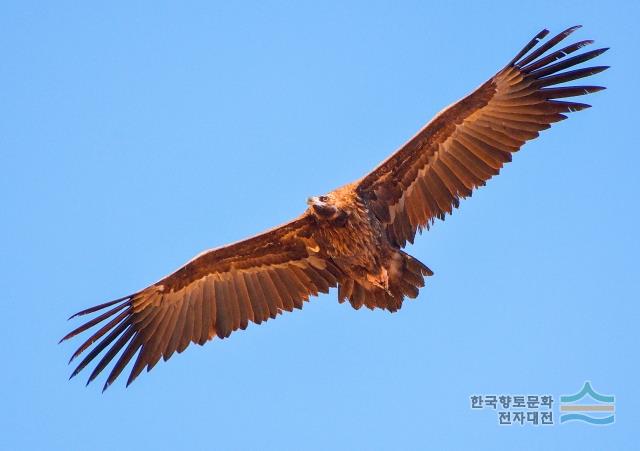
top-left (307, 194), bottom-right (336, 218)
top-left (307, 193), bottom-right (348, 224)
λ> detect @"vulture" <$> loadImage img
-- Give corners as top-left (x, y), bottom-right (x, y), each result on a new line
top-left (61, 26), bottom-right (608, 391)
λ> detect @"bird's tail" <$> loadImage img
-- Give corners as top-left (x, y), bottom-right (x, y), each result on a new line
top-left (338, 251), bottom-right (433, 312)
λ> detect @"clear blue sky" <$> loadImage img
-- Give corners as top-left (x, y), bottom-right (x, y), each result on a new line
top-left (1, 1), bottom-right (638, 450)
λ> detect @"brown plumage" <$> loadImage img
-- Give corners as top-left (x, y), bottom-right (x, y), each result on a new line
top-left (61, 26), bottom-right (608, 390)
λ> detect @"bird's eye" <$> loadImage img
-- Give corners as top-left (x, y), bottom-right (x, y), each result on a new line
top-left (319, 196), bottom-right (329, 202)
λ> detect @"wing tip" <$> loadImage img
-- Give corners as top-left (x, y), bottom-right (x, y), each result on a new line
top-left (538, 28), bottom-right (551, 38)
top-left (507, 28), bottom-right (550, 66)
top-left (591, 85), bottom-right (607, 93)
top-left (508, 24), bottom-right (606, 72)
top-left (66, 294), bottom-right (133, 320)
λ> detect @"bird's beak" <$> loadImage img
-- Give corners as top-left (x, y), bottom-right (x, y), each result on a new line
top-left (307, 196), bottom-right (317, 206)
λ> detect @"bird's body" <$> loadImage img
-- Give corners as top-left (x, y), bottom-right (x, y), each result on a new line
top-left (61, 25), bottom-right (608, 390)
top-left (145, 182), bottom-right (430, 320)
top-left (306, 183), bottom-right (431, 312)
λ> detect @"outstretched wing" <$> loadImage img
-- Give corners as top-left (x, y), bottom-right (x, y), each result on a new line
top-left (61, 215), bottom-right (342, 390)
top-left (357, 26), bottom-right (608, 247)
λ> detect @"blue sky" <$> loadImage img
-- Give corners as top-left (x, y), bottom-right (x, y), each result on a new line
top-left (1, 1), bottom-right (638, 450)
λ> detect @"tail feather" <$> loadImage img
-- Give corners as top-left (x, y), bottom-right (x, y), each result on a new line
top-left (339, 251), bottom-right (433, 312)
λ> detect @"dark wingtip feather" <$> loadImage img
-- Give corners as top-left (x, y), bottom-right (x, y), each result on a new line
top-left (510, 25), bottom-right (609, 89)
top-left (126, 373), bottom-right (138, 388)
top-left (83, 326), bottom-right (136, 388)
top-left (59, 331), bottom-right (76, 344)
top-left (559, 101), bottom-right (592, 112)
top-left (67, 295), bottom-right (132, 320)
top-left (521, 40), bottom-right (595, 73)
top-left (534, 66), bottom-right (609, 88)
top-left (67, 318), bottom-right (131, 384)
top-left (511, 25), bottom-right (586, 69)
top-left (539, 85), bottom-right (606, 100)
top-left (60, 303), bottom-right (130, 345)
top-left (529, 47), bottom-right (610, 78)
top-left (65, 309), bottom-right (131, 365)
top-left (126, 352), bottom-right (148, 387)
top-left (507, 28), bottom-right (550, 67)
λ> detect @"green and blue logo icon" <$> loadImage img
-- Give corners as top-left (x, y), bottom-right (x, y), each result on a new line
top-left (559, 381), bottom-right (615, 425)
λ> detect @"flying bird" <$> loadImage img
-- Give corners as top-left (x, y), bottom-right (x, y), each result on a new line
top-left (62, 26), bottom-right (608, 391)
